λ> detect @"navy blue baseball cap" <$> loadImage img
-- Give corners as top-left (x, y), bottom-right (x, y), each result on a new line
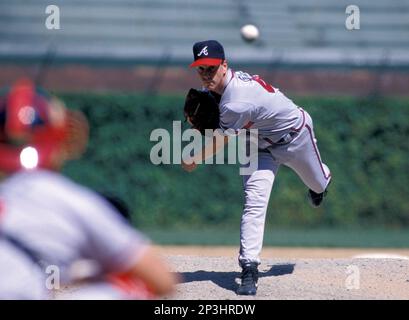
top-left (190, 40), bottom-right (225, 67)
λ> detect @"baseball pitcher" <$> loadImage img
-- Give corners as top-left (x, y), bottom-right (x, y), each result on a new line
top-left (182, 40), bottom-right (332, 296)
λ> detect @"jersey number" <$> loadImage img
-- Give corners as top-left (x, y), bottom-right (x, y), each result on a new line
top-left (252, 75), bottom-right (275, 93)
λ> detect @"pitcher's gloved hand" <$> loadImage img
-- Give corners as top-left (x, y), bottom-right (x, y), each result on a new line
top-left (183, 88), bottom-right (220, 135)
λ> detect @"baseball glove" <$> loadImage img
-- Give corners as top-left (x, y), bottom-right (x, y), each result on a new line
top-left (183, 88), bottom-right (220, 135)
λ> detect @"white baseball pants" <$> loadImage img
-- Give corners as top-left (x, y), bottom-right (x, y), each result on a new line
top-left (239, 110), bottom-right (331, 265)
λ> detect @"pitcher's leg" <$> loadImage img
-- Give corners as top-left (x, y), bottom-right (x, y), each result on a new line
top-left (239, 151), bottom-right (279, 266)
top-left (285, 116), bottom-right (331, 194)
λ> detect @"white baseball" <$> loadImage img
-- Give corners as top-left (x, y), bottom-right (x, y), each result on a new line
top-left (240, 24), bottom-right (259, 42)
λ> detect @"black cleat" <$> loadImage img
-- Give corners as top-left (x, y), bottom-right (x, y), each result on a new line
top-left (308, 180), bottom-right (331, 208)
top-left (237, 262), bottom-right (259, 296)
top-left (308, 189), bottom-right (327, 207)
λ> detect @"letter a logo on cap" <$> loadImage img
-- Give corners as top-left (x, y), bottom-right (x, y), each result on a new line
top-left (190, 40), bottom-right (225, 67)
top-left (198, 46), bottom-right (208, 57)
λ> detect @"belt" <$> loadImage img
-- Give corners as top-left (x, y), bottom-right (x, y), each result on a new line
top-left (275, 131), bottom-right (298, 144)
top-left (263, 131), bottom-right (298, 146)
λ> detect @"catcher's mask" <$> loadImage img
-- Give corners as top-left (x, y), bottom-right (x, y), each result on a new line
top-left (0, 78), bottom-right (89, 174)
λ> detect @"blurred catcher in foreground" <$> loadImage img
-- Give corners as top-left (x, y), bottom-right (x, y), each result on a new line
top-left (0, 79), bottom-right (177, 299)
top-left (0, 79), bottom-right (88, 173)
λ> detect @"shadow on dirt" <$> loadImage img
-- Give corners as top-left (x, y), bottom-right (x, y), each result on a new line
top-left (177, 263), bottom-right (295, 293)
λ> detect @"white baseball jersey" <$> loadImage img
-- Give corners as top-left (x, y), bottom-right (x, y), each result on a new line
top-left (0, 170), bottom-right (150, 289)
top-left (0, 239), bottom-right (46, 299)
top-left (219, 69), bottom-right (304, 149)
top-left (217, 69), bottom-right (331, 265)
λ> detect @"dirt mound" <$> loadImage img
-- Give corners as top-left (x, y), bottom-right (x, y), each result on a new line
top-left (164, 255), bottom-right (409, 300)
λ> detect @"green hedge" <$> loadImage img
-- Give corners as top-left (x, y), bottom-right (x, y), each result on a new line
top-left (58, 92), bottom-right (409, 229)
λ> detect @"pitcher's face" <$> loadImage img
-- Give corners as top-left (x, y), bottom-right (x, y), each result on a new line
top-left (196, 60), bottom-right (228, 94)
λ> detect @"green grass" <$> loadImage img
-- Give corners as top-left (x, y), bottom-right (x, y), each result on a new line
top-left (143, 227), bottom-right (409, 248)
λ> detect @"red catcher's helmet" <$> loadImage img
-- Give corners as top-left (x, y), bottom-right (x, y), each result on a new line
top-left (0, 79), bottom-right (89, 173)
